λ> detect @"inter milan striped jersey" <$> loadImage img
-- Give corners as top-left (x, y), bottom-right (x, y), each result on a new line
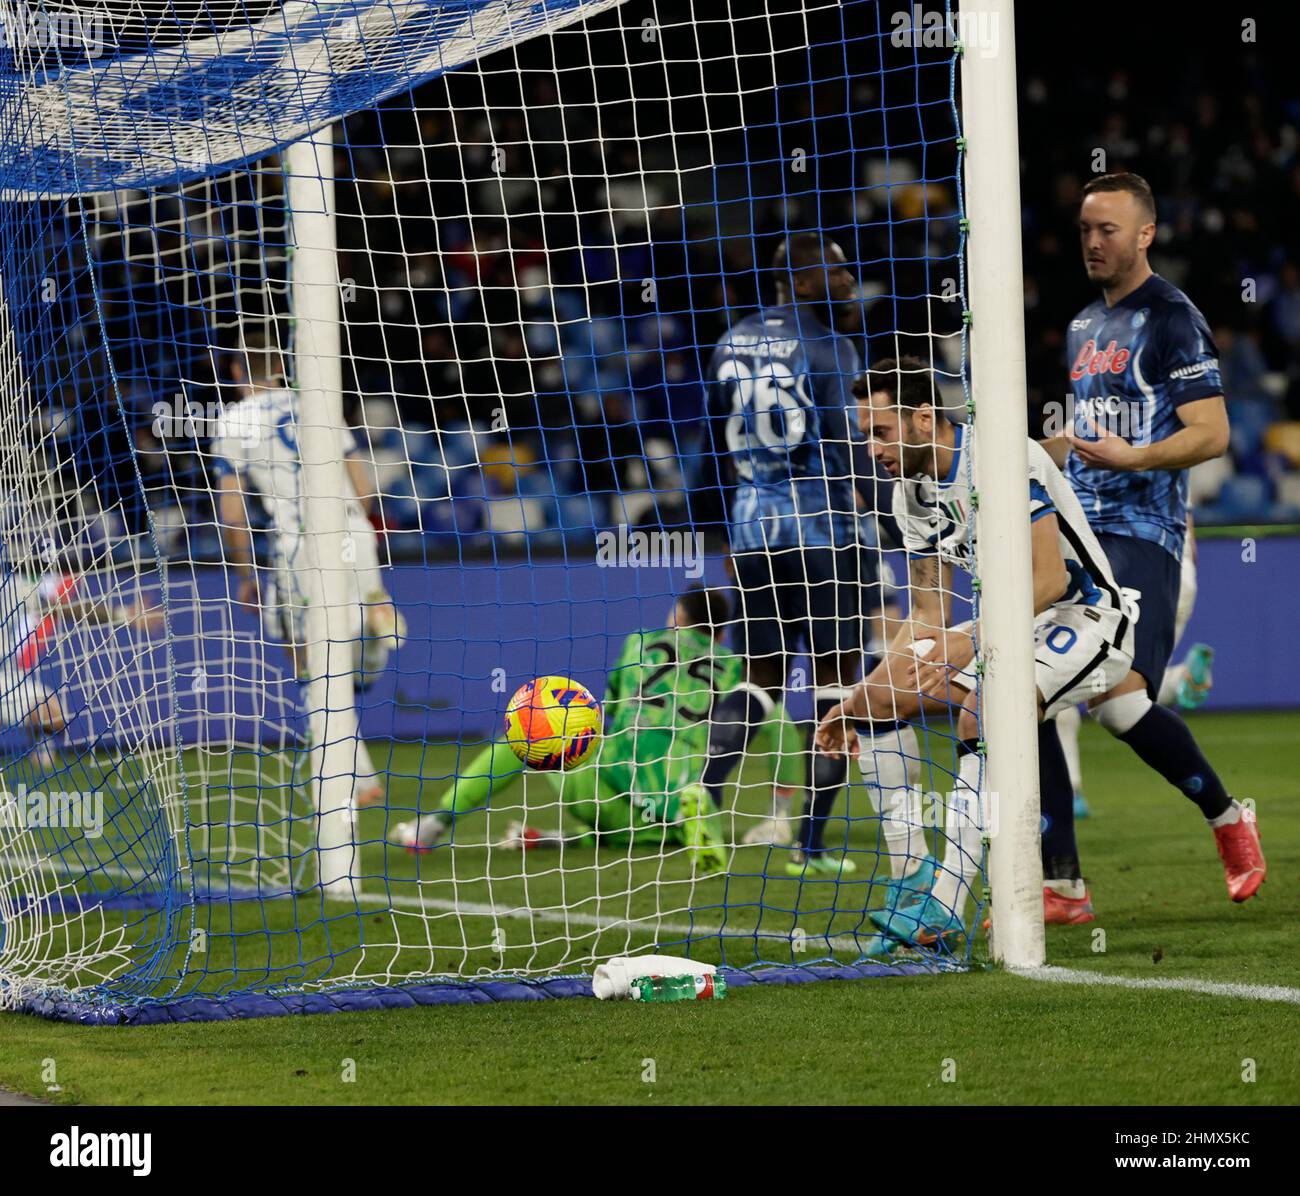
top-left (893, 424), bottom-right (1127, 623)
top-left (209, 387), bottom-right (359, 559)
top-left (1064, 274), bottom-right (1222, 561)
top-left (705, 304), bottom-right (861, 551)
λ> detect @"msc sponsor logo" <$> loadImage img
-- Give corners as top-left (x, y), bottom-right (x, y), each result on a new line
top-left (1042, 393), bottom-right (1144, 441)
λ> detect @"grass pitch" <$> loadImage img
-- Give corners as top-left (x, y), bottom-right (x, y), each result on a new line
top-left (0, 710), bottom-right (1296, 1105)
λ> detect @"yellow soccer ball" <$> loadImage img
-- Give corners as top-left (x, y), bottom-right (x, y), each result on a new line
top-left (503, 675), bottom-right (601, 770)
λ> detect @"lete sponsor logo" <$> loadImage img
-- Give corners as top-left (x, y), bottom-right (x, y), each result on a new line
top-left (1070, 338), bottom-right (1131, 380)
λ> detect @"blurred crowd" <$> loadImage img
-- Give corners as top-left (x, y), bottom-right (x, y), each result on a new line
top-left (330, 65), bottom-right (961, 553)
top-left (28, 24), bottom-right (1300, 565)
top-left (340, 54), bottom-right (1300, 553)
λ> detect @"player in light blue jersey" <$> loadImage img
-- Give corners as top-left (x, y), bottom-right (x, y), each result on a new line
top-left (698, 232), bottom-right (908, 879)
top-left (708, 237), bottom-right (862, 557)
top-left (1045, 172), bottom-right (1264, 903)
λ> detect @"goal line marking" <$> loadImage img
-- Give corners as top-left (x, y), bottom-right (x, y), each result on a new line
top-left (0, 850), bottom-right (872, 954)
top-left (1011, 964), bottom-right (1300, 1005)
top-left (374, 888), bottom-right (873, 953)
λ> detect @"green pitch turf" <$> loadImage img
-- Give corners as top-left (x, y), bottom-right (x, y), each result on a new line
top-left (1, 710), bottom-right (1296, 1105)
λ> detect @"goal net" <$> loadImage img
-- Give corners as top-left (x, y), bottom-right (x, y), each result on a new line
top-left (0, 0), bottom-right (1005, 1023)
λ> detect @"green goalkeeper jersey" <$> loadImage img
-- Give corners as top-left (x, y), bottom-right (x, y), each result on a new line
top-left (427, 622), bottom-right (801, 847)
top-left (597, 625), bottom-right (743, 803)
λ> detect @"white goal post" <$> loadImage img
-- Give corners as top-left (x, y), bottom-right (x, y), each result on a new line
top-left (287, 120), bottom-right (361, 900)
top-left (958, 0), bottom-right (1046, 968)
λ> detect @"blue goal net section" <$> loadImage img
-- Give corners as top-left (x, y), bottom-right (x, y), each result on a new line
top-left (0, 0), bottom-right (983, 1024)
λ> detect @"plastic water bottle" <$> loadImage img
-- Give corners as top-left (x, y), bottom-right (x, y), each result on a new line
top-left (629, 973), bottom-right (726, 1002)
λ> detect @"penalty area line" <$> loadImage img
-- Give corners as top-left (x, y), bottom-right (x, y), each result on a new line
top-left (1011, 964), bottom-right (1300, 1005)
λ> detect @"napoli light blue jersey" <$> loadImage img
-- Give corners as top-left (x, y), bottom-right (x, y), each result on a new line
top-left (705, 305), bottom-right (861, 551)
top-left (1065, 274), bottom-right (1222, 561)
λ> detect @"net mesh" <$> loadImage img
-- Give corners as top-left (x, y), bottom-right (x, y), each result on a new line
top-left (0, 0), bottom-right (981, 1020)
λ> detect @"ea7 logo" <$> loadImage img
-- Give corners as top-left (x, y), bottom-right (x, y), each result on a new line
top-left (50, 1127), bottom-right (152, 1177)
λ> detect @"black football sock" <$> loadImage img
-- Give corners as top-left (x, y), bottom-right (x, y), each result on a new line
top-left (1118, 704), bottom-right (1232, 820)
top-left (1038, 720), bottom-right (1081, 883)
top-left (702, 686), bottom-right (769, 807)
top-left (799, 696), bottom-right (851, 855)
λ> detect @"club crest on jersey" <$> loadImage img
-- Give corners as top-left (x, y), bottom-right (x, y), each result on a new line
top-left (1131, 308), bottom-right (1148, 329)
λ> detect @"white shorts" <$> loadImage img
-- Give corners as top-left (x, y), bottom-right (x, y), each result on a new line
top-left (1034, 605), bottom-right (1133, 718)
top-left (0, 663), bottom-right (52, 730)
top-left (265, 509), bottom-right (386, 648)
top-left (910, 606), bottom-right (1133, 719)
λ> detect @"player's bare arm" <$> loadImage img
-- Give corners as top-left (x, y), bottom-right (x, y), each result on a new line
top-left (892, 552), bottom-right (951, 650)
top-left (908, 631), bottom-right (974, 700)
top-left (1039, 435), bottom-right (1071, 470)
top-left (1029, 512), bottom-right (1070, 614)
top-left (216, 471), bottom-right (258, 603)
top-left (1067, 395), bottom-right (1229, 471)
top-left (57, 593), bottom-right (165, 632)
top-left (816, 553), bottom-right (954, 756)
top-left (345, 452), bottom-right (376, 517)
top-left (899, 552), bottom-right (970, 696)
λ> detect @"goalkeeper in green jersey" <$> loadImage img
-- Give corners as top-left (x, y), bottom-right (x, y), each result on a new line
top-left (387, 586), bottom-right (804, 872)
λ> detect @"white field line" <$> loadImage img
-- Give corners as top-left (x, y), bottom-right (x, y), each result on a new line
top-left (22, 856), bottom-right (1296, 993)
top-left (372, 887), bottom-right (704, 936)
top-left (369, 887), bottom-right (873, 952)
top-left (1012, 964), bottom-right (1300, 1005)
top-left (0, 851), bottom-right (872, 952)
